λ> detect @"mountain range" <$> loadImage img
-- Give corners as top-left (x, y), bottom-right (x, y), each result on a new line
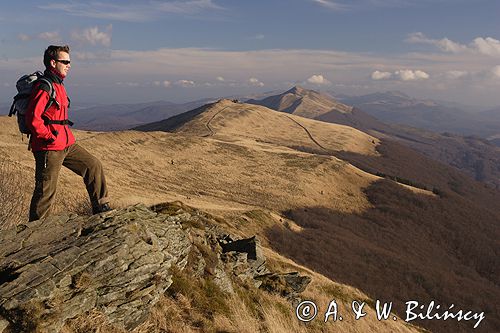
top-left (246, 86), bottom-right (500, 190)
top-left (335, 90), bottom-right (500, 140)
top-left (2, 95), bottom-right (500, 332)
top-left (3, 85), bottom-right (500, 190)
top-left (3, 87), bottom-right (499, 143)
top-left (247, 85), bottom-right (352, 118)
top-left (69, 98), bottom-right (215, 131)
top-left (135, 98), bottom-right (499, 332)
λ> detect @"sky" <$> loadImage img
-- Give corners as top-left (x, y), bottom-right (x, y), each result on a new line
top-left (0, 0), bottom-right (499, 108)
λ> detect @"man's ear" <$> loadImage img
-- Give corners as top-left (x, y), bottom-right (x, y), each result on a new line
top-left (50, 59), bottom-right (56, 68)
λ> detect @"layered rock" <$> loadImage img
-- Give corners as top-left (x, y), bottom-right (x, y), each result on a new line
top-left (0, 205), bottom-right (191, 332)
top-left (0, 202), bottom-right (310, 332)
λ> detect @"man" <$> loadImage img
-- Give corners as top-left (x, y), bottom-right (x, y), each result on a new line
top-left (26, 45), bottom-right (111, 221)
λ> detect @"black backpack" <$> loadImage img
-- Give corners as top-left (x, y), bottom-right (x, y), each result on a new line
top-left (8, 71), bottom-right (57, 135)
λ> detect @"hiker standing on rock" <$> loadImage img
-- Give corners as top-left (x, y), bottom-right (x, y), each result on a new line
top-left (26, 45), bottom-right (111, 221)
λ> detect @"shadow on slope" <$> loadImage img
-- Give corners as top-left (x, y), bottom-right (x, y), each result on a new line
top-left (267, 137), bottom-right (500, 333)
top-left (335, 139), bottom-right (500, 208)
top-left (250, 86), bottom-right (500, 190)
top-left (266, 179), bottom-right (499, 333)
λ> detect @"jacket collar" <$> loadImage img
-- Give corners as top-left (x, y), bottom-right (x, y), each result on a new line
top-left (44, 68), bottom-right (64, 84)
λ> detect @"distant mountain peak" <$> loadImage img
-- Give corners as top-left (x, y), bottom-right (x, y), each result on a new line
top-left (247, 86), bottom-right (353, 118)
top-left (285, 85), bottom-right (312, 96)
top-left (213, 98), bottom-right (236, 106)
top-left (384, 91), bottom-right (411, 99)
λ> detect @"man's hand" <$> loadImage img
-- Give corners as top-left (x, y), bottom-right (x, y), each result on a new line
top-left (46, 130), bottom-right (58, 143)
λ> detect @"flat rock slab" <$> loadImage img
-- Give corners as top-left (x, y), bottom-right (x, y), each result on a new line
top-left (0, 204), bottom-right (191, 333)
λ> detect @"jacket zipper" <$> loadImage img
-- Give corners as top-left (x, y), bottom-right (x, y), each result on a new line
top-left (64, 103), bottom-right (69, 147)
top-left (61, 84), bottom-right (69, 147)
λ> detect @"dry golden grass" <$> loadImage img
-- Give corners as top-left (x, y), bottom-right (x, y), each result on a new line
top-left (173, 100), bottom-right (378, 156)
top-left (0, 159), bottom-right (30, 228)
top-left (0, 101), bottom-right (433, 227)
top-left (1, 113), bottom-right (378, 225)
top-left (61, 249), bottom-right (423, 333)
top-left (0, 156), bottom-right (92, 225)
top-left (0, 103), bottom-right (432, 333)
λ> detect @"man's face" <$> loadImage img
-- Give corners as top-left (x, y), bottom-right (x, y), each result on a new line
top-left (50, 51), bottom-right (71, 77)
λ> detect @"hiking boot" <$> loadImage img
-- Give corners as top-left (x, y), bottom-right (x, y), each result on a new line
top-left (93, 203), bottom-right (112, 214)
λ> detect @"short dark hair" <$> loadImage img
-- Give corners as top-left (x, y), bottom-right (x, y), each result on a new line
top-left (43, 45), bottom-right (70, 68)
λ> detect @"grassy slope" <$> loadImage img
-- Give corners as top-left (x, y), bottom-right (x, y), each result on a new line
top-left (2, 100), bottom-right (497, 332)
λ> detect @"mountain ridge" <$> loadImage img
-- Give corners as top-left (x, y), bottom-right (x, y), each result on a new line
top-left (130, 99), bottom-right (499, 333)
top-left (247, 85), bottom-right (353, 119)
top-left (337, 91), bottom-right (500, 140)
top-left (1, 96), bottom-right (499, 332)
top-left (249, 86), bottom-right (500, 190)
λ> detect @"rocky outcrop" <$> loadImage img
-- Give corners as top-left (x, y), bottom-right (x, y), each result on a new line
top-left (257, 272), bottom-right (312, 305)
top-left (0, 202), bottom-right (311, 332)
top-left (0, 205), bottom-right (191, 332)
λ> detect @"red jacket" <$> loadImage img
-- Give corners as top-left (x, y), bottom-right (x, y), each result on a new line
top-left (26, 68), bottom-right (75, 152)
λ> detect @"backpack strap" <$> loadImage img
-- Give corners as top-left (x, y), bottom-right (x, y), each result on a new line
top-left (37, 77), bottom-right (74, 127)
top-left (43, 119), bottom-right (74, 126)
top-left (37, 77), bottom-right (59, 111)
top-left (8, 102), bottom-right (16, 117)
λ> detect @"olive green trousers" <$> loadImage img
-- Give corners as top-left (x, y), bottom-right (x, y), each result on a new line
top-left (29, 144), bottom-right (109, 221)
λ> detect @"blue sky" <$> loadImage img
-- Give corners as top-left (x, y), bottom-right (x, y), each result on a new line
top-left (1, 0), bottom-right (499, 107)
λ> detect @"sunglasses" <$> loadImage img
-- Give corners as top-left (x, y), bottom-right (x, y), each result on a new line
top-left (55, 59), bottom-right (71, 65)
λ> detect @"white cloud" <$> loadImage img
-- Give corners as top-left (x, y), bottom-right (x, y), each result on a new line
top-left (71, 25), bottom-right (112, 47)
top-left (38, 31), bottom-right (62, 42)
top-left (73, 51), bottom-right (112, 61)
top-left (306, 74), bottom-right (331, 85)
top-left (18, 33), bottom-right (31, 41)
top-left (249, 77), bottom-right (264, 87)
top-left (406, 32), bottom-right (500, 56)
top-left (438, 39), bottom-right (468, 53)
top-left (312, 0), bottom-right (426, 11)
top-left (492, 66), bottom-right (500, 78)
top-left (3, 47), bottom-right (498, 106)
top-left (216, 76), bottom-right (225, 81)
top-left (412, 70), bottom-right (430, 80)
top-left (395, 69), bottom-right (429, 81)
top-left (312, 0), bottom-right (350, 10)
top-left (39, 1), bottom-right (224, 22)
top-left (371, 69), bottom-right (429, 81)
top-left (254, 34), bottom-right (265, 40)
top-left (406, 32), bottom-right (467, 53)
top-left (371, 70), bottom-right (392, 80)
top-left (471, 37), bottom-right (500, 57)
top-left (175, 79), bottom-right (195, 87)
top-left (154, 80), bottom-right (172, 87)
top-left (116, 81), bottom-right (140, 87)
top-left (1, 48), bottom-right (490, 89)
top-left (17, 31), bottom-right (61, 42)
top-left (156, 0), bottom-right (223, 13)
top-left (446, 70), bottom-right (468, 80)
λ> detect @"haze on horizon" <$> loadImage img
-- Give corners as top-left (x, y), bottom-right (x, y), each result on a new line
top-left (0, 0), bottom-right (499, 108)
